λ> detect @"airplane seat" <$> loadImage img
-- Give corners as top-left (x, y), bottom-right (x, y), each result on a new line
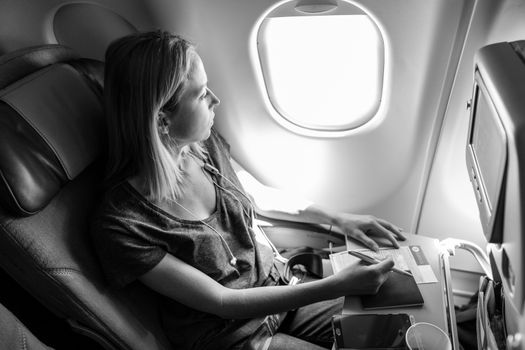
top-left (0, 301), bottom-right (53, 350)
top-left (52, 2), bottom-right (138, 61)
top-left (0, 45), bottom-right (171, 349)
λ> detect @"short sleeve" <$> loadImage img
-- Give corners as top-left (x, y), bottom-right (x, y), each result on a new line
top-left (91, 216), bottom-right (167, 288)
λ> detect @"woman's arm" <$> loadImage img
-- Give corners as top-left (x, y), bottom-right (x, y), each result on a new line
top-left (139, 252), bottom-right (394, 319)
top-left (233, 161), bottom-right (406, 251)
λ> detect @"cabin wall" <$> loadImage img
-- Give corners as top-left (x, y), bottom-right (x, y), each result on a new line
top-left (145, 0), bottom-right (473, 236)
top-left (419, 0), bottom-right (525, 295)
top-left (3, 0), bottom-right (524, 300)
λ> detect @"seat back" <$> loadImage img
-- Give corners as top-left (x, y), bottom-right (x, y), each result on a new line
top-left (0, 301), bottom-right (53, 350)
top-left (0, 45), bottom-right (171, 350)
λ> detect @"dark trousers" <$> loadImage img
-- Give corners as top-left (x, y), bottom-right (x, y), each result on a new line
top-left (199, 264), bottom-right (342, 350)
top-left (268, 297), bottom-right (343, 349)
top-left (232, 297), bottom-right (343, 350)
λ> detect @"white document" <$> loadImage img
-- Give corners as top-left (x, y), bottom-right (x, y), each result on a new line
top-left (329, 246), bottom-right (438, 284)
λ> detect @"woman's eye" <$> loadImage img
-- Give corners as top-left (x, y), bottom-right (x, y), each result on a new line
top-left (201, 89), bottom-right (209, 99)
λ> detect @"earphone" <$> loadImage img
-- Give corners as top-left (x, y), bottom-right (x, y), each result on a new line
top-left (201, 160), bottom-right (288, 264)
top-left (179, 158), bottom-right (314, 281)
top-left (203, 162), bottom-right (220, 175)
top-left (169, 160), bottom-right (251, 268)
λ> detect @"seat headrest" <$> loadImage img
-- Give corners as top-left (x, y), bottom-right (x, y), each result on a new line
top-left (0, 45), bottom-right (104, 216)
top-left (0, 45), bottom-right (78, 88)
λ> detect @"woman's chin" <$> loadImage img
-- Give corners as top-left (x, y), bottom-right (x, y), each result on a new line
top-left (202, 128), bottom-right (212, 140)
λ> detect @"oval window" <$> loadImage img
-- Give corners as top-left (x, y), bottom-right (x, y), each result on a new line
top-left (257, 7), bottom-right (384, 132)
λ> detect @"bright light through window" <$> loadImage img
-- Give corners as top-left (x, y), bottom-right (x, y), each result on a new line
top-left (258, 15), bottom-right (384, 131)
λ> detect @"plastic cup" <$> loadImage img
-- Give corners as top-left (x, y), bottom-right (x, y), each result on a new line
top-left (405, 322), bottom-right (452, 350)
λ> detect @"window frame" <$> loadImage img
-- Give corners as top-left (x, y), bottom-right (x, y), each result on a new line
top-left (252, 0), bottom-right (386, 136)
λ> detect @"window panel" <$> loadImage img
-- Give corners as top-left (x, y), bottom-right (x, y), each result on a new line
top-left (258, 14), bottom-right (384, 132)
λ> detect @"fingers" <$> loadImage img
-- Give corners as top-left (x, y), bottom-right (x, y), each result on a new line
top-left (342, 214), bottom-right (405, 250)
top-left (371, 222), bottom-right (400, 249)
top-left (366, 257), bottom-right (394, 293)
top-left (339, 257), bottom-right (395, 295)
top-left (351, 229), bottom-right (379, 252)
top-left (373, 256), bottom-right (395, 273)
top-left (377, 218), bottom-right (406, 241)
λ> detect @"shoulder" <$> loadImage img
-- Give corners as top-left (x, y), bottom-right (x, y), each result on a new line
top-left (90, 181), bottom-right (138, 233)
top-left (90, 182), bottom-right (168, 288)
top-left (90, 182), bottom-right (165, 257)
top-left (94, 181), bottom-right (130, 212)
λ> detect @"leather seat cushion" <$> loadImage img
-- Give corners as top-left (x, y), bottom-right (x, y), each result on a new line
top-left (0, 53), bottom-right (104, 215)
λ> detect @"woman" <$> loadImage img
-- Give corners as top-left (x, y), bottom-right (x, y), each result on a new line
top-left (91, 30), bottom-right (406, 350)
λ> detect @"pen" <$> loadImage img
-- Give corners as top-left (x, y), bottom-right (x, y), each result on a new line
top-left (348, 250), bottom-right (413, 277)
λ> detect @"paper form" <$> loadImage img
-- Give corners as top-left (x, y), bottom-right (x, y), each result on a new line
top-left (329, 246), bottom-right (438, 284)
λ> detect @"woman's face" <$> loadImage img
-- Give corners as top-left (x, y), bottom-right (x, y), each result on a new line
top-left (161, 55), bottom-right (220, 146)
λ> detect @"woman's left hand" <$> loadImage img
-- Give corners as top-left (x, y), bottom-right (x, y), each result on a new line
top-left (333, 213), bottom-right (406, 251)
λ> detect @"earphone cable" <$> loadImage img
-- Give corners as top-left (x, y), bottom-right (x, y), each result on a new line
top-left (202, 161), bottom-right (288, 263)
top-left (169, 198), bottom-right (239, 267)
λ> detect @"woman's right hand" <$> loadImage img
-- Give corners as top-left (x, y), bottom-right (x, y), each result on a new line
top-left (329, 257), bottom-right (395, 296)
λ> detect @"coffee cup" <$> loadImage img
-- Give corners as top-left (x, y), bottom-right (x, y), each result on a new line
top-left (405, 322), bottom-right (452, 350)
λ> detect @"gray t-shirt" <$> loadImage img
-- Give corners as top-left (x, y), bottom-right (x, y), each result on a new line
top-left (91, 130), bottom-right (275, 349)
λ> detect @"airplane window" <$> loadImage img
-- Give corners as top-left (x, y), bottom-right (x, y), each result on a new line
top-left (257, 14), bottom-right (384, 133)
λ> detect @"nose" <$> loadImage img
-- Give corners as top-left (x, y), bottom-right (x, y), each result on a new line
top-left (209, 89), bottom-right (220, 107)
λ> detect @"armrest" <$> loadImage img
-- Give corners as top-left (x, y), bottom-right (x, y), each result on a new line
top-left (255, 216), bottom-right (346, 251)
top-left (440, 238), bottom-right (492, 280)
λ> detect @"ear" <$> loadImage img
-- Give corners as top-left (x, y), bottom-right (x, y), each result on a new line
top-left (157, 111), bottom-right (170, 135)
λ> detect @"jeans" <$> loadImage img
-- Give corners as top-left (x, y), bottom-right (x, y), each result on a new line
top-left (233, 297), bottom-right (343, 350)
top-left (198, 264), bottom-right (343, 350)
top-left (267, 297), bottom-right (343, 350)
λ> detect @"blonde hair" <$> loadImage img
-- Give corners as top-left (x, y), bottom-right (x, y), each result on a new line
top-left (104, 30), bottom-right (206, 201)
